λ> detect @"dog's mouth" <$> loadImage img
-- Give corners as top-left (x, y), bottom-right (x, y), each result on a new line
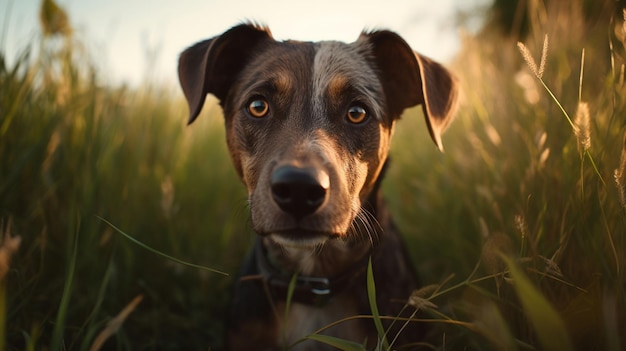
top-left (266, 229), bottom-right (340, 248)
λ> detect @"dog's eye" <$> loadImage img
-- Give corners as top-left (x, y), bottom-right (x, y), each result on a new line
top-left (347, 105), bottom-right (368, 124)
top-left (247, 98), bottom-right (269, 118)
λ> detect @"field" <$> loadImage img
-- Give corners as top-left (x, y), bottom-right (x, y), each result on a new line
top-left (1, 1), bottom-right (625, 350)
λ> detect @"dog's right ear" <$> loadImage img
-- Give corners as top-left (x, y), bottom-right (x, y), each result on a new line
top-left (178, 24), bottom-right (272, 124)
top-left (360, 30), bottom-right (458, 151)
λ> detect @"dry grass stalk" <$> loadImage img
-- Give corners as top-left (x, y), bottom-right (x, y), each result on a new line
top-left (0, 219), bottom-right (21, 281)
top-left (614, 132), bottom-right (626, 209)
top-left (160, 175), bottom-right (176, 219)
top-left (578, 49), bottom-right (585, 102)
top-left (89, 295), bottom-right (144, 351)
top-left (408, 284), bottom-right (439, 311)
top-left (539, 148), bottom-right (551, 168)
top-left (573, 102), bottom-right (591, 153)
top-left (622, 8), bottom-right (626, 39)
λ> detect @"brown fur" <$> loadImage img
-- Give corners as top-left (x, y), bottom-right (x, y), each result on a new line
top-left (178, 23), bottom-right (458, 350)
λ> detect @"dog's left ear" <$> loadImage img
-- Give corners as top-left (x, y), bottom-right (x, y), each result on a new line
top-left (178, 24), bottom-right (273, 124)
top-left (361, 31), bottom-right (458, 151)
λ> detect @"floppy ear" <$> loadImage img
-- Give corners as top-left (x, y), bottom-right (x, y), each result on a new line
top-left (178, 24), bottom-right (273, 124)
top-left (361, 30), bottom-right (458, 151)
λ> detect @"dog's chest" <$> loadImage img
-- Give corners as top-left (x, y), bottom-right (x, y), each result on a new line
top-left (278, 296), bottom-right (368, 350)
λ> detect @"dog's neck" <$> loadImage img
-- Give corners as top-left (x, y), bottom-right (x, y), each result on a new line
top-left (262, 234), bottom-right (373, 277)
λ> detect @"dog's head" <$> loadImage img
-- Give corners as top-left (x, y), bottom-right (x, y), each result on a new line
top-left (178, 23), bottom-right (457, 248)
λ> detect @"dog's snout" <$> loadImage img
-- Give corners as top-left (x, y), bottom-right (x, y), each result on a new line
top-left (270, 166), bottom-right (329, 220)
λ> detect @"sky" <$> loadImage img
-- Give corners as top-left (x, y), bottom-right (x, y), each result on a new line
top-left (2, 0), bottom-right (488, 87)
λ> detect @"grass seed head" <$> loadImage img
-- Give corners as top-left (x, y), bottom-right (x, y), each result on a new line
top-left (538, 35), bottom-right (549, 79)
top-left (517, 42), bottom-right (540, 78)
top-left (39, 0), bottom-right (72, 38)
top-left (408, 285), bottom-right (439, 311)
top-left (517, 35), bottom-right (549, 79)
top-left (573, 102), bottom-right (591, 153)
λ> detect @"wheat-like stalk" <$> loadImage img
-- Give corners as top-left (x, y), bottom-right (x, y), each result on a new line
top-left (517, 34), bottom-right (549, 79)
top-left (573, 102), bottom-right (591, 153)
top-left (517, 42), bottom-right (540, 78)
top-left (538, 35), bottom-right (549, 78)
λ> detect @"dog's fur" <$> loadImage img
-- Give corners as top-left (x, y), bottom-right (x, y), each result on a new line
top-left (178, 23), bottom-right (458, 350)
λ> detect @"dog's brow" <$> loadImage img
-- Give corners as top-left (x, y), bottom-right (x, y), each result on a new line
top-left (327, 75), bottom-right (348, 100)
top-left (272, 71), bottom-right (293, 94)
top-left (240, 70), bottom-right (293, 102)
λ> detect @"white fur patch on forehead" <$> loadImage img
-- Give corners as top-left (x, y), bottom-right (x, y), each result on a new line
top-left (312, 41), bottom-right (385, 120)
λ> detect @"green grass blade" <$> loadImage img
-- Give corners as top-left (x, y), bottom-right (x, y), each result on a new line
top-left (285, 273), bottom-right (297, 312)
top-left (25, 325), bottom-right (41, 351)
top-left (366, 257), bottom-right (389, 349)
top-left (305, 334), bottom-right (367, 351)
top-left (537, 79), bottom-right (575, 130)
top-left (281, 273), bottom-right (298, 350)
top-left (78, 254), bottom-right (115, 351)
top-left (0, 280), bottom-right (5, 351)
top-left (585, 150), bottom-right (606, 186)
top-left (51, 215), bottom-right (80, 351)
top-left (97, 216), bottom-right (228, 276)
top-left (503, 256), bottom-right (573, 351)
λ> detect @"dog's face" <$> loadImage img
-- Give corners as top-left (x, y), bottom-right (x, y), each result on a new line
top-left (225, 39), bottom-right (393, 246)
top-left (178, 24), bottom-right (457, 248)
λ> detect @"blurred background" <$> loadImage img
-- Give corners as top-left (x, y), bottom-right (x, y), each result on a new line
top-left (1, 0), bottom-right (625, 350)
top-left (4, 0), bottom-right (488, 86)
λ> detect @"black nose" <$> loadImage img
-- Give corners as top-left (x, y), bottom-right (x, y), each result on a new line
top-left (270, 166), bottom-right (329, 220)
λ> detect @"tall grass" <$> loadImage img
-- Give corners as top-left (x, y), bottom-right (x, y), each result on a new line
top-left (384, 1), bottom-right (625, 349)
top-left (1, 0), bottom-right (625, 350)
top-left (1, 5), bottom-right (248, 348)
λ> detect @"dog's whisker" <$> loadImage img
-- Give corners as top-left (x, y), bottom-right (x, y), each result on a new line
top-left (314, 240), bottom-right (325, 255)
top-left (348, 214), bottom-right (367, 244)
top-left (350, 213), bottom-right (368, 247)
top-left (356, 208), bottom-right (382, 247)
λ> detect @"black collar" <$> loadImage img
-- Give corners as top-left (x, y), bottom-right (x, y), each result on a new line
top-left (251, 238), bottom-right (371, 307)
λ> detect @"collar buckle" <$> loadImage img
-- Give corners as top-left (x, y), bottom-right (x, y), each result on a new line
top-left (266, 275), bottom-right (332, 307)
top-left (297, 276), bottom-right (331, 296)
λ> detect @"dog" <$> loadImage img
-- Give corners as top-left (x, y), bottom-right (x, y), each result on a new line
top-left (178, 23), bottom-right (458, 351)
